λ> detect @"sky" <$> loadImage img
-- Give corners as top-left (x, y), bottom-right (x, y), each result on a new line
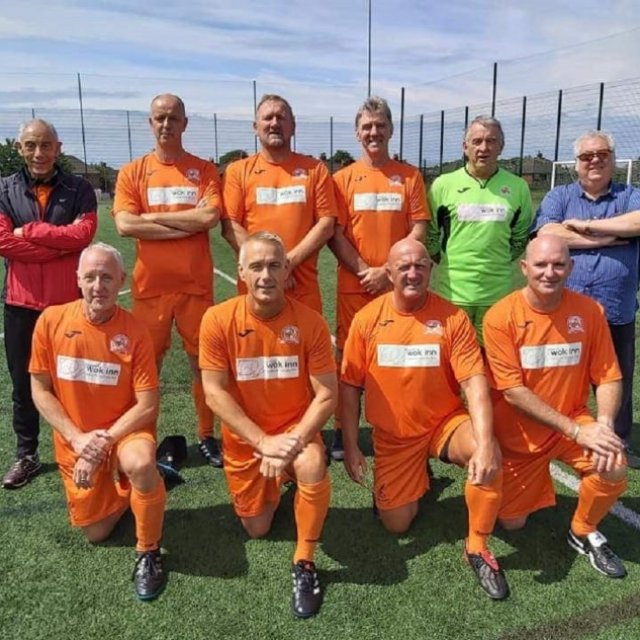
top-left (1, 0), bottom-right (639, 165)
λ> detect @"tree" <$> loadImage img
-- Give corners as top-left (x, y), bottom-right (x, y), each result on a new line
top-left (332, 149), bottom-right (355, 167)
top-left (0, 138), bottom-right (23, 176)
top-left (219, 149), bottom-right (248, 166)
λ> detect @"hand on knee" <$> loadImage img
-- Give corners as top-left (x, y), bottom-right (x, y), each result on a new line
top-left (600, 463), bottom-right (627, 484)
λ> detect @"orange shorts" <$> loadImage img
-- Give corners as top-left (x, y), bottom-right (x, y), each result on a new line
top-left (237, 281), bottom-right (322, 315)
top-left (133, 292), bottom-right (212, 358)
top-left (336, 292), bottom-right (376, 350)
top-left (222, 428), bottom-right (325, 518)
top-left (499, 424), bottom-right (595, 520)
top-left (57, 430), bottom-right (156, 527)
top-left (373, 410), bottom-right (468, 510)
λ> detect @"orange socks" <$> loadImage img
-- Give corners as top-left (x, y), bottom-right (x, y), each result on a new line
top-left (465, 471), bottom-right (503, 554)
top-left (293, 474), bottom-right (331, 563)
top-left (571, 473), bottom-right (627, 537)
top-left (193, 379), bottom-right (214, 440)
top-left (131, 476), bottom-right (167, 553)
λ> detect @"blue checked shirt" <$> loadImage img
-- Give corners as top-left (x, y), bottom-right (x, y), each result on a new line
top-left (532, 181), bottom-right (640, 325)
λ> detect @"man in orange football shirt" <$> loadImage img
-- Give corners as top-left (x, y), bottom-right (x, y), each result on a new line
top-left (114, 94), bottom-right (224, 468)
top-left (341, 237), bottom-right (508, 600)
top-left (200, 231), bottom-right (336, 618)
top-left (483, 235), bottom-right (627, 578)
top-left (221, 94), bottom-right (337, 314)
top-left (29, 243), bottom-right (167, 600)
top-left (329, 96), bottom-right (430, 460)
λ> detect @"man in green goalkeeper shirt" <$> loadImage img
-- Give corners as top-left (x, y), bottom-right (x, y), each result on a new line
top-left (427, 115), bottom-right (533, 344)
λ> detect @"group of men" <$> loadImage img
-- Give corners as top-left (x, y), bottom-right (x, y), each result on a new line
top-left (0, 91), bottom-right (637, 613)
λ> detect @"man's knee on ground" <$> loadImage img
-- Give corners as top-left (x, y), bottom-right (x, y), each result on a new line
top-left (499, 515), bottom-right (528, 531)
top-left (81, 519), bottom-right (117, 543)
top-left (241, 514), bottom-right (273, 539)
top-left (379, 503), bottom-right (418, 534)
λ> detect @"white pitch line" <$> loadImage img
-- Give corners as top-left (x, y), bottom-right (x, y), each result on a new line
top-left (551, 462), bottom-right (640, 531)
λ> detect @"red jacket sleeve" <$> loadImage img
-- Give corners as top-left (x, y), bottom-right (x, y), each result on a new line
top-left (0, 214), bottom-right (65, 262)
top-left (21, 212), bottom-right (98, 250)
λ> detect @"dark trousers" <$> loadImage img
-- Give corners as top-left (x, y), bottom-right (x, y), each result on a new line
top-left (4, 304), bottom-right (41, 458)
top-left (609, 321), bottom-right (636, 444)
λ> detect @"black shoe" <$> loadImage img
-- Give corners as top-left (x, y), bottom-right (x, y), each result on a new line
top-left (198, 437), bottom-right (223, 468)
top-left (291, 560), bottom-right (322, 618)
top-left (567, 529), bottom-right (627, 578)
top-left (132, 549), bottom-right (167, 601)
top-left (330, 430), bottom-right (344, 462)
top-left (2, 455), bottom-right (42, 489)
top-left (624, 446), bottom-right (640, 470)
top-left (464, 546), bottom-right (510, 600)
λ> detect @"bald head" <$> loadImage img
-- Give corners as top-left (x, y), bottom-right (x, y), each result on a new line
top-left (525, 235), bottom-right (570, 263)
top-left (150, 93), bottom-right (186, 116)
top-left (388, 237), bottom-right (428, 265)
top-left (149, 94), bottom-right (188, 150)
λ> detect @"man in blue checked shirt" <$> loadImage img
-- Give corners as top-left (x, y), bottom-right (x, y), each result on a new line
top-left (533, 130), bottom-right (640, 468)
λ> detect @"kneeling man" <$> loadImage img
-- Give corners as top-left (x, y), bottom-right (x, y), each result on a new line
top-left (484, 235), bottom-right (627, 578)
top-left (341, 238), bottom-right (508, 600)
top-left (200, 231), bottom-right (336, 618)
top-left (29, 242), bottom-right (167, 600)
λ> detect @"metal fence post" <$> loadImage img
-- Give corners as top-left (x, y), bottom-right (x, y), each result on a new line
top-left (519, 96), bottom-right (527, 177)
top-left (462, 106), bottom-right (469, 163)
top-left (491, 62), bottom-right (497, 117)
top-left (399, 87), bottom-right (405, 160)
top-left (329, 116), bottom-right (334, 174)
top-left (439, 110), bottom-right (445, 175)
top-left (126, 110), bottom-right (133, 162)
top-left (213, 113), bottom-right (219, 163)
top-left (554, 89), bottom-right (563, 162)
top-left (253, 80), bottom-right (258, 153)
top-left (597, 82), bottom-right (605, 130)
top-left (77, 73), bottom-right (88, 177)
top-left (418, 114), bottom-right (424, 175)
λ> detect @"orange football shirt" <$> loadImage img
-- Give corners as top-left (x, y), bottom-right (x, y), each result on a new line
top-left (29, 300), bottom-right (159, 466)
top-left (333, 159), bottom-right (430, 294)
top-left (222, 152), bottom-right (337, 311)
top-left (483, 289), bottom-right (622, 455)
top-left (113, 152), bottom-right (222, 298)
top-left (199, 295), bottom-right (336, 452)
top-left (341, 291), bottom-right (483, 440)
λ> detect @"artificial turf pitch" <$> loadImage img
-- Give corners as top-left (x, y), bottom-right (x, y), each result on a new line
top-left (2, 204), bottom-right (640, 639)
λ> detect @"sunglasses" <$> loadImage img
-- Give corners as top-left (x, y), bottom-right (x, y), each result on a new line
top-left (576, 150), bottom-right (611, 162)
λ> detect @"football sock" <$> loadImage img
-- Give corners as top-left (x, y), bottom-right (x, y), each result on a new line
top-left (571, 473), bottom-right (627, 537)
top-left (465, 470), bottom-right (502, 554)
top-left (131, 475), bottom-right (166, 553)
top-left (293, 474), bottom-right (331, 563)
top-left (193, 379), bottom-right (214, 440)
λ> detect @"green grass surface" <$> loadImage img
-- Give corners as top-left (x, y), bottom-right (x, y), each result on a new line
top-left (2, 202), bottom-right (640, 640)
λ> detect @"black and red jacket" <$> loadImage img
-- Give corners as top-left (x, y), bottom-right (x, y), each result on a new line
top-left (0, 167), bottom-right (98, 310)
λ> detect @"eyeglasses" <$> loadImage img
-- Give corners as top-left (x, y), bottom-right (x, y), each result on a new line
top-left (576, 150), bottom-right (611, 163)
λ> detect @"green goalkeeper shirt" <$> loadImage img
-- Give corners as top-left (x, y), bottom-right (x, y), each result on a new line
top-left (427, 167), bottom-right (532, 307)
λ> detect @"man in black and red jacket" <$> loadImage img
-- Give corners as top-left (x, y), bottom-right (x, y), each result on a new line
top-left (0, 119), bottom-right (97, 489)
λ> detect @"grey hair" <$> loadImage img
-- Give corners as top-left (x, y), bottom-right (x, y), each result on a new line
top-left (255, 94), bottom-right (295, 120)
top-left (238, 231), bottom-right (286, 266)
top-left (573, 130), bottom-right (615, 157)
top-left (18, 119), bottom-right (59, 141)
top-left (78, 242), bottom-right (125, 274)
top-left (464, 115), bottom-right (504, 146)
top-left (150, 93), bottom-right (187, 116)
top-left (355, 96), bottom-right (393, 130)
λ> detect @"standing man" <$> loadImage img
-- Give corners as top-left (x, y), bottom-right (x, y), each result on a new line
top-left (200, 232), bottom-right (336, 618)
top-left (113, 94), bottom-right (224, 467)
top-left (534, 130), bottom-right (640, 467)
top-left (483, 235), bottom-right (627, 578)
top-left (329, 96), bottom-right (430, 459)
top-left (427, 115), bottom-right (533, 344)
top-left (0, 119), bottom-right (97, 489)
top-left (30, 243), bottom-right (167, 600)
top-left (341, 238), bottom-right (508, 600)
top-left (221, 94), bottom-right (337, 314)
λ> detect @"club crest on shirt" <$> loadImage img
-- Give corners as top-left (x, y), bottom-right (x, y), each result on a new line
top-left (424, 319), bottom-right (443, 335)
top-left (500, 185), bottom-right (511, 196)
top-left (279, 325), bottom-right (300, 345)
top-left (292, 168), bottom-right (308, 179)
top-left (567, 315), bottom-right (584, 334)
top-left (389, 175), bottom-right (403, 186)
top-left (110, 334), bottom-right (130, 355)
top-left (186, 168), bottom-right (200, 182)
